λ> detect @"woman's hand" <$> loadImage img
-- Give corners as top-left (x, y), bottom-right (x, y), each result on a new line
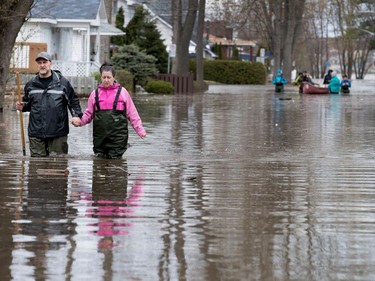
top-left (70, 117), bottom-right (81, 127)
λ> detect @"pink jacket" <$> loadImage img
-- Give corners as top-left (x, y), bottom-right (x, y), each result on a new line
top-left (81, 83), bottom-right (146, 138)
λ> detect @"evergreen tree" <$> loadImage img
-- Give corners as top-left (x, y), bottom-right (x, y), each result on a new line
top-left (111, 6), bottom-right (126, 46)
top-left (111, 44), bottom-right (158, 91)
top-left (124, 5), bottom-right (168, 73)
top-left (214, 43), bottom-right (223, 60)
top-left (233, 45), bottom-right (240, 60)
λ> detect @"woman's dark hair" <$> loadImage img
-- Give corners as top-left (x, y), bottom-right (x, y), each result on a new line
top-left (100, 63), bottom-right (116, 77)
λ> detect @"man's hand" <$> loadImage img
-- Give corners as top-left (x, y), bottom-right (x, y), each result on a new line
top-left (70, 117), bottom-right (81, 127)
top-left (15, 102), bottom-right (24, 111)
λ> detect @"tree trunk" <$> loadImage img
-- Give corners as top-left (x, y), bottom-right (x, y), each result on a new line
top-left (354, 39), bottom-right (371, 79)
top-left (195, 0), bottom-right (206, 90)
top-left (0, 0), bottom-right (34, 111)
top-left (272, 1), bottom-right (282, 76)
top-left (281, 0), bottom-right (305, 81)
top-left (172, 0), bottom-right (198, 75)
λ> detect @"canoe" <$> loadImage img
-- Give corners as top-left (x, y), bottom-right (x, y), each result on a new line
top-left (303, 83), bottom-right (329, 94)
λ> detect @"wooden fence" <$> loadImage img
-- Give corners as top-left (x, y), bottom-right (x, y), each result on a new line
top-left (66, 76), bottom-right (97, 97)
top-left (156, 73), bottom-right (194, 94)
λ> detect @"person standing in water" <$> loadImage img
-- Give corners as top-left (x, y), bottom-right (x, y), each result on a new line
top-left (272, 69), bottom-right (287, 93)
top-left (75, 63), bottom-right (146, 159)
top-left (16, 52), bottom-right (82, 157)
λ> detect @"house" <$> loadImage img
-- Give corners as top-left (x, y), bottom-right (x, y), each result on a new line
top-left (205, 20), bottom-right (257, 61)
top-left (13, 0), bottom-right (124, 76)
top-left (13, 0), bottom-right (216, 78)
top-left (207, 34), bottom-right (257, 61)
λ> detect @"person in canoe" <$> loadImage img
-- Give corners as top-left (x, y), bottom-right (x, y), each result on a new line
top-left (294, 70), bottom-right (313, 93)
top-left (272, 69), bottom-right (287, 92)
top-left (328, 71), bottom-right (340, 94)
top-left (340, 75), bottom-right (351, 93)
top-left (323, 69), bottom-right (333, 84)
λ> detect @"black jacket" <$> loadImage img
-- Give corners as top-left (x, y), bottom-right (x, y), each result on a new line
top-left (22, 70), bottom-right (83, 138)
top-left (323, 74), bottom-right (331, 84)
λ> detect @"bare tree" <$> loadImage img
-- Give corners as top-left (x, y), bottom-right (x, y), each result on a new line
top-left (0, 0), bottom-right (34, 111)
top-left (353, 36), bottom-right (373, 79)
top-left (328, 0), bottom-right (375, 79)
top-left (300, 0), bottom-right (331, 78)
top-left (330, 0), bottom-right (358, 78)
top-left (212, 0), bottom-right (305, 80)
top-left (351, 0), bottom-right (374, 78)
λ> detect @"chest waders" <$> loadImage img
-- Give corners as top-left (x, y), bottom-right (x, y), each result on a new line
top-left (93, 86), bottom-right (128, 159)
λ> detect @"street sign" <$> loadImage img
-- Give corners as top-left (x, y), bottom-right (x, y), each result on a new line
top-left (169, 44), bottom-right (176, 58)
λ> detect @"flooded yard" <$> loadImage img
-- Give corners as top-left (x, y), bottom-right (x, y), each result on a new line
top-left (1, 80), bottom-right (375, 281)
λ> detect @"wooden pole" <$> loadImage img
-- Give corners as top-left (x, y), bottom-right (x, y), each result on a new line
top-left (16, 72), bottom-right (26, 156)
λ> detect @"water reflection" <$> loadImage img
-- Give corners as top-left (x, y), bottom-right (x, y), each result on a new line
top-left (2, 82), bottom-right (375, 280)
top-left (11, 158), bottom-right (73, 280)
top-left (87, 160), bottom-right (140, 247)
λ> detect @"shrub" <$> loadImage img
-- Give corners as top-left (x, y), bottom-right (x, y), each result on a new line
top-left (91, 71), bottom-right (100, 83)
top-left (91, 70), bottom-right (134, 92)
top-left (144, 79), bottom-right (174, 94)
top-left (115, 69), bottom-right (134, 92)
top-left (189, 59), bottom-right (266, 84)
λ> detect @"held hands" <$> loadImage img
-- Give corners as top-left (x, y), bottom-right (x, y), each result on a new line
top-left (70, 117), bottom-right (81, 127)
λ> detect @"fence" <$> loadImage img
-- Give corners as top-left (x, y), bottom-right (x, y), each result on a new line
top-left (156, 73), bottom-right (194, 94)
top-left (66, 76), bottom-right (97, 97)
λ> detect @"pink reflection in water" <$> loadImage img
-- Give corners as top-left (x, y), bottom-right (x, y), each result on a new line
top-left (84, 176), bottom-right (144, 248)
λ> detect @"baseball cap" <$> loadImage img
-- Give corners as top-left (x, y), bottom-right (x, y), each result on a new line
top-left (35, 52), bottom-right (52, 61)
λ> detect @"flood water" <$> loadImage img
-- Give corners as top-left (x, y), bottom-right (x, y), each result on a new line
top-left (1, 81), bottom-right (375, 281)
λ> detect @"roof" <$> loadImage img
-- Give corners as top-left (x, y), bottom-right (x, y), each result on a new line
top-left (29, 0), bottom-right (101, 20)
top-left (98, 22), bottom-right (125, 36)
top-left (27, 0), bottom-right (124, 36)
top-left (146, 0), bottom-right (173, 24)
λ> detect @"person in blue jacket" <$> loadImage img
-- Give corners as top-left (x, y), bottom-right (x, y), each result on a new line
top-left (328, 71), bottom-right (340, 94)
top-left (340, 74), bottom-right (351, 93)
top-left (272, 69), bottom-right (287, 92)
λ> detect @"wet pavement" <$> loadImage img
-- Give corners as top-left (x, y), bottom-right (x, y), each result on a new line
top-left (1, 80), bottom-right (375, 281)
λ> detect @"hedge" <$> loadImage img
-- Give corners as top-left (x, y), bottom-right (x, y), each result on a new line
top-left (189, 60), bottom-right (266, 84)
top-left (144, 79), bottom-right (174, 94)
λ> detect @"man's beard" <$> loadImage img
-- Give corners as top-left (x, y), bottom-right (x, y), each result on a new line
top-left (39, 68), bottom-right (50, 76)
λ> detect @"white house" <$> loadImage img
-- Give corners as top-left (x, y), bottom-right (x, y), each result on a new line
top-left (14, 0), bottom-right (124, 76)
top-left (116, 0), bottom-right (202, 56)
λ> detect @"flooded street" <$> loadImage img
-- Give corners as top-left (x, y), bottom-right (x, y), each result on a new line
top-left (1, 80), bottom-right (375, 281)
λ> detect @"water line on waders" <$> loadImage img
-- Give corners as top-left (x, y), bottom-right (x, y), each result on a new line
top-left (16, 72), bottom-right (26, 156)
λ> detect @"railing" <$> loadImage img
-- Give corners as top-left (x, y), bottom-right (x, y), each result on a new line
top-left (156, 73), bottom-right (194, 94)
top-left (53, 61), bottom-right (100, 77)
